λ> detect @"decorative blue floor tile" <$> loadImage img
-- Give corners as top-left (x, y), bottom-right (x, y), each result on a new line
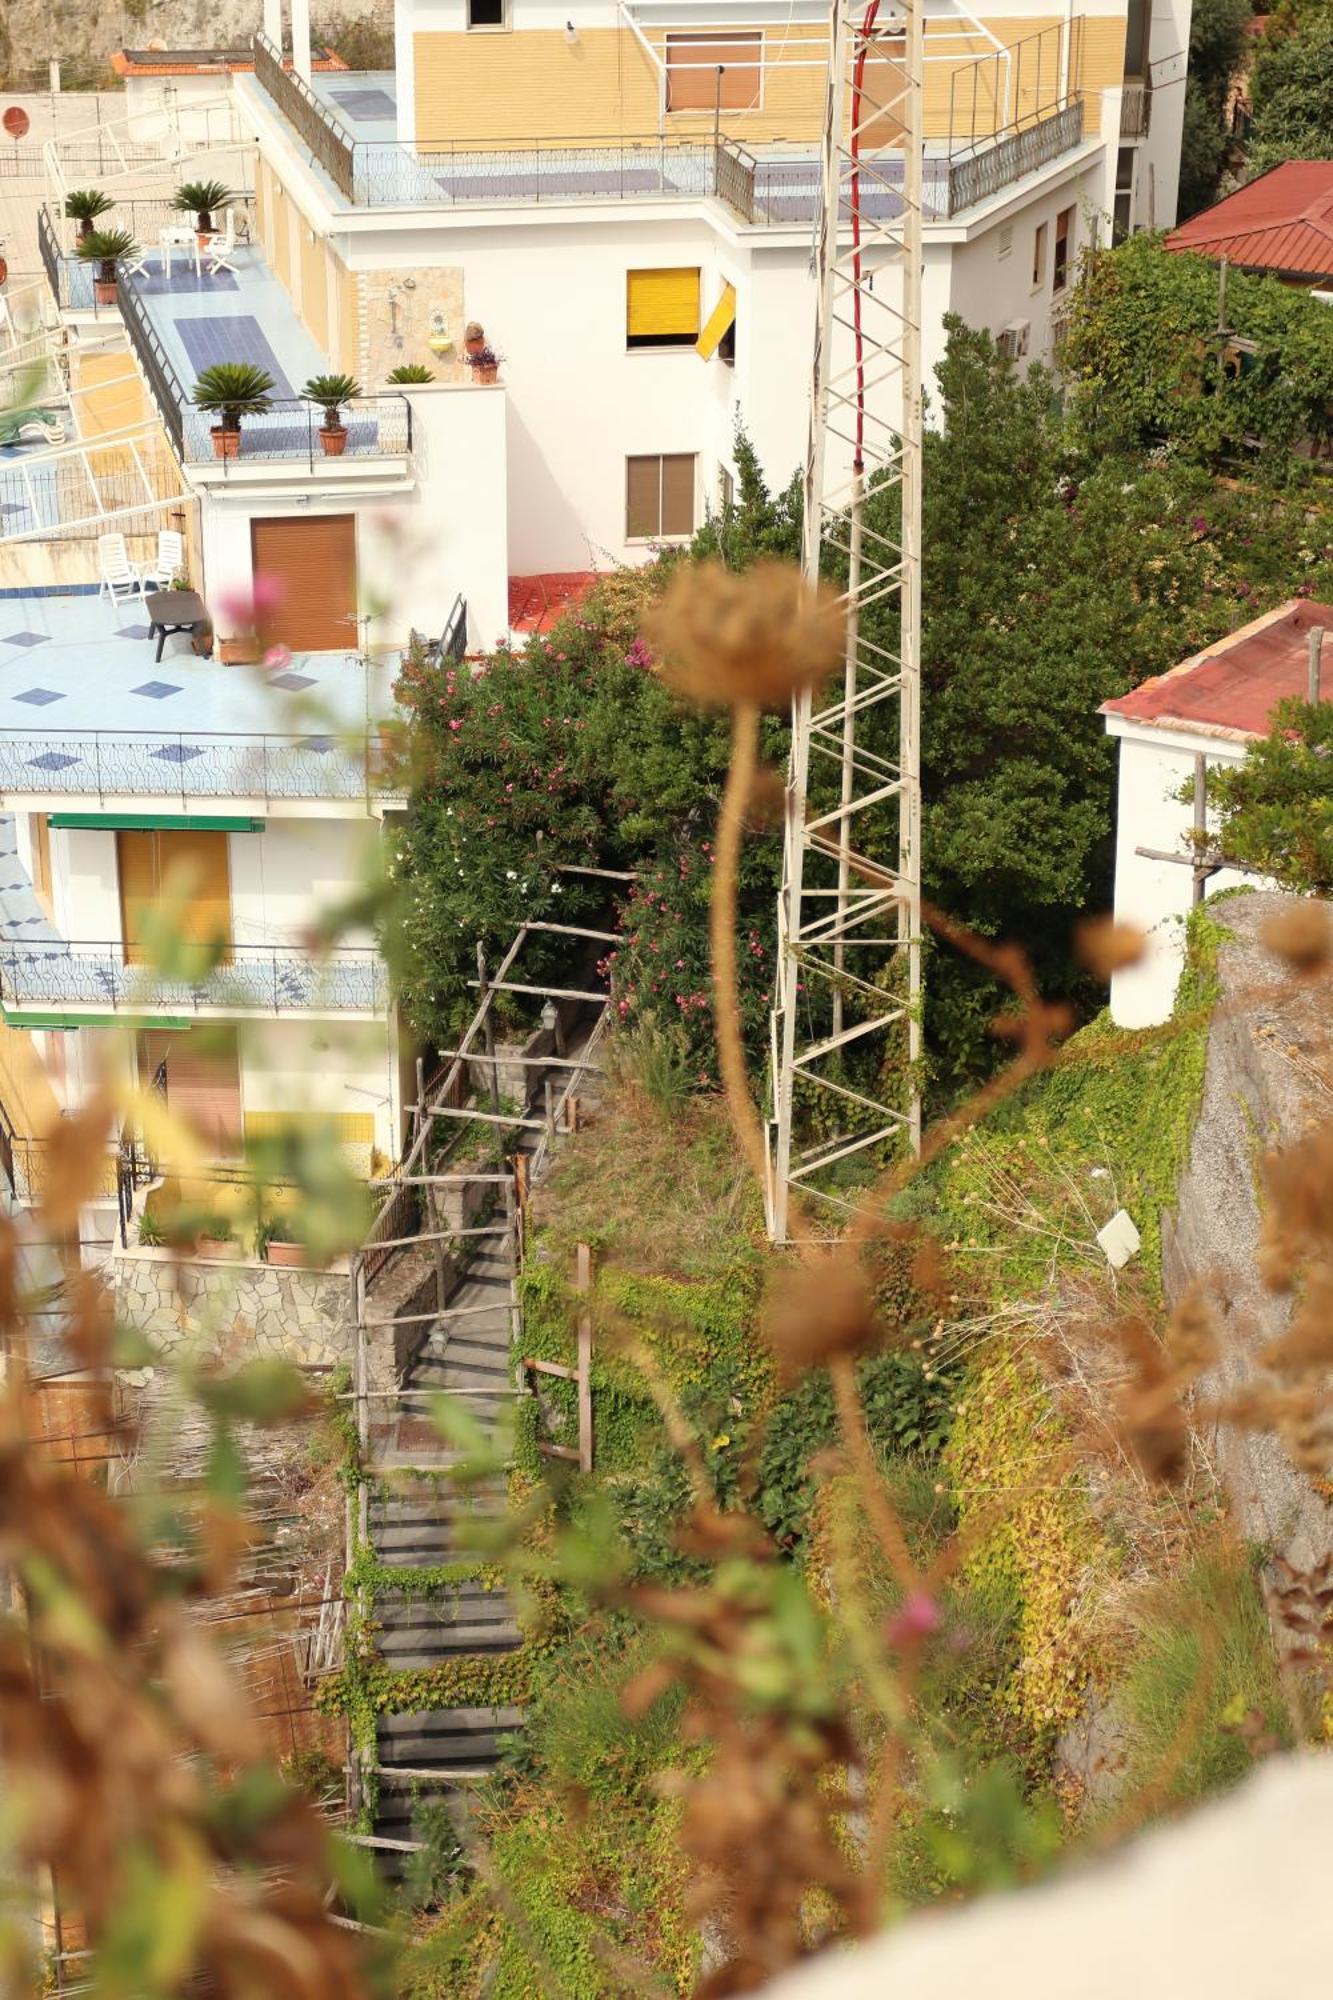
top-left (151, 743), bottom-right (204, 764)
top-left (13, 688), bottom-right (64, 706)
top-left (117, 624), bottom-right (152, 640)
top-left (131, 681), bottom-right (183, 700)
top-left (3, 632), bottom-right (49, 648)
top-left (27, 752), bottom-right (79, 771)
top-left (302, 735), bottom-right (334, 754)
top-left (270, 671), bottom-right (317, 690)
top-left (330, 87), bottom-right (396, 119)
top-left (176, 315), bottom-right (296, 400)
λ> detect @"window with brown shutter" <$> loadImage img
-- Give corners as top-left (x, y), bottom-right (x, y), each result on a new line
top-left (117, 828), bottom-right (232, 966)
top-left (138, 1026), bottom-right (244, 1158)
top-left (626, 455), bottom-right (696, 540)
top-left (665, 32), bottom-right (761, 113)
top-left (249, 515), bottom-right (358, 654)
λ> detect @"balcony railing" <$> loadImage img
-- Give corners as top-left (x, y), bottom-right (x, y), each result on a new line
top-left (0, 727), bottom-right (404, 804)
top-left (114, 270), bottom-right (410, 466)
top-left (0, 940), bottom-right (388, 1015)
top-left (946, 101), bottom-right (1086, 216)
top-left (253, 31), bottom-right (355, 200)
top-left (1120, 80), bottom-right (1152, 139)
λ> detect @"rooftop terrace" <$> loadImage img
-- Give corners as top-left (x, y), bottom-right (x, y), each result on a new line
top-left (112, 243), bottom-right (411, 466)
top-left (244, 33), bottom-right (1086, 224)
top-left (0, 592), bottom-right (402, 807)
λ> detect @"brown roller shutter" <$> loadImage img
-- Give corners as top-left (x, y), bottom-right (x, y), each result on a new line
top-left (250, 515), bottom-right (358, 653)
top-left (666, 32), bottom-right (761, 113)
top-left (138, 1026), bottom-right (243, 1158)
top-left (118, 828), bottom-right (231, 965)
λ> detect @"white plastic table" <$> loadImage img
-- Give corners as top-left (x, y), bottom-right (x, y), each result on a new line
top-left (158, 224), bottom-right (200, 277)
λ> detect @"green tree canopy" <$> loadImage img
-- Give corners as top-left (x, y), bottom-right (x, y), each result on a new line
top-left (1247, 9), bottom-right (1333, 174)
top-left (1207, 696), bottom-right (1333, 893)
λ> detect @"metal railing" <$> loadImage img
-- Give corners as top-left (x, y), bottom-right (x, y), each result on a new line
top-left (115, 266), bottom-right (186, 457)
top-left (1120, 79), bottom-right (1152, 139)
top-left (114, 268), bottom-right (410, 465)
top-left (946, 100), bottom-right (1085, 216)
top-left (715, 141), bottom-right (756, 224)
top-left (0, 939), bottom-right (388, 1015)
top-left (253, 31), bottom-right (355, 201)
top-left (349, 131), bottom-right (721, 208)
top-left (0, 726), bottom-right (404, 804)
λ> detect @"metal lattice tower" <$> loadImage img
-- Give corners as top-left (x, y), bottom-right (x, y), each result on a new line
top-left (768, 0), bottom-right (924, 1242)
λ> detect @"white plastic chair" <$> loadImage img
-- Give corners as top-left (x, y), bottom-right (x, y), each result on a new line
top-left (158, 223), bottom-right (195, 277)
top-left (203, 210), bottom-right (237, 277)
top-left (140, 529), bottom-right (185, 592)
top-left (97, 533), bottom-right (145, 606)
top-left (121, 244), bottom-right (150, 279)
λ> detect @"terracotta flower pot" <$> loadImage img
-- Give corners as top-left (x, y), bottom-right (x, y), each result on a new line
top-left (197, 1235), bottom-right (240, 1261)
top-left (319, 423), bottom-right (348, 457)
top-left (211, 424), bottom-right (240, 459)
top-left (474, 362), bottom-right (499, 384)
top-left (196, 229), bottom-right (210, 251)
top-left (264, 1239), bottom-right (308, 1268)
top-left (93, 277), bottom-right (117, 306)
top-left (220, 635), bottom-right (261, 665)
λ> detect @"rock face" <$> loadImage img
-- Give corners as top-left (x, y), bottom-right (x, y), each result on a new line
top-left (1, 0), bottom-right (378, 90)
top-left (1162, 890), bottom-right (1333, 1570)
top-left (113, 1244), bottom-right (353, 1374)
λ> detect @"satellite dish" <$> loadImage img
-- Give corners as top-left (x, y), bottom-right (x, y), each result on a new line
top-left (2, 107), bottom-right (31, 139)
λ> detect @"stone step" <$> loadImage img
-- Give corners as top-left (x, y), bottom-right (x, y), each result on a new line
top-left (376, 1629), bottom-right (523, 1665)
top-left (377, 1709), bottom-right (523, 1766)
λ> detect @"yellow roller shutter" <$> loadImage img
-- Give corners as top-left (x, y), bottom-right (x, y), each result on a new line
top-left (696, 283), bottom-right (737, 359)
top-left (627, 268), bottom-right (701, 341)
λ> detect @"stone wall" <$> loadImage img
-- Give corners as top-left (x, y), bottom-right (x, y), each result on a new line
top-left (1162, 891), bottom-right (1333, 1570)
top-left (114, 1244), bottom-right (354, 1373)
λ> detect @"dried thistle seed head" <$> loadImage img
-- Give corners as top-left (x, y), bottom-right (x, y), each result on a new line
top-left (644, 560), bottom-right (844, 711)
top-left (1262, 903), bottom-right (1332, 975)
top-left (762, 1251), bottom-right (880, 1380)
top-left (1075, 916), bottom-right (1147, 978)
top-left (744, 763), bottom-right (788, 829)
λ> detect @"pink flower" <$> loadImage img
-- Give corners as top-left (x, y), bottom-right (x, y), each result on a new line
top-left (262, 644), bottom-right (292, 671)
top-left (885, 1592), bottom-right (941, 1650)
top-left (450, 719), bottom-right (463, 732)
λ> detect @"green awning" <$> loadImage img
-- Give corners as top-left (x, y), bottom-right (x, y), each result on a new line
top-left (3, 1011), bottom-right (192, 1030)
top-left (48, 815), bottom-right (265, 832)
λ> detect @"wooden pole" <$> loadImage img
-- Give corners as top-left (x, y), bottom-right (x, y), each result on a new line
top-left (477, 941), bottom-right (502, 1119)
top-left (575, 1241), bottom-right (593, 1473)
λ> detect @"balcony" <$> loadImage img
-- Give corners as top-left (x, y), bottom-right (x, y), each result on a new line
top-left (1120, 80), bottom-right (1152, 140)
top-left (0, 938), bottom-right (387, 1016)
top-left (38, 198), bottom-right (257, 314)
top-left (0, 593), bottom-right (403, 809)
top-left (111, 243), bottom-right (411, 469)
top-left (246, 29), bottom-right (1088, 225)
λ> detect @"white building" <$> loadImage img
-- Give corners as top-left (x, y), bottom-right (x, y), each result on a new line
top-left (1100, 598), bottom-right (1331, 1027)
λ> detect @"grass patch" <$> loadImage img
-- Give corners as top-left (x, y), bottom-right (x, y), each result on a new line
top-left (1115, 1533), bottom-right (1288, 1812)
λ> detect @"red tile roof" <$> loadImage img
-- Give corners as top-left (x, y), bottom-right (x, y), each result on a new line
top-left (1101, 599), bottom-right (1333, 741)
top-left (1165, 161), bottom-right (1333, 282)
top-left (110, 46), bottom-right (348, 77)
top-left (508, 571), bottom-right (599, 635)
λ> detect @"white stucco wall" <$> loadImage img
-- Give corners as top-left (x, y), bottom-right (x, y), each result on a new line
top-left (1105, 719), bottom-right (1255, 1028)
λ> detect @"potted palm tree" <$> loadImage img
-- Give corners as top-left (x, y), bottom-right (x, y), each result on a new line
top-left (64, 188), bottom-right (113, 243)
top-left (387, 363), bottom-right (436, 384)
top-left (76, 228), bottom-right (139, 305)
top-left (302, 372), bottom-right (361, 457)
top-left (174, 178), bottom-right (233, 249)
top-left (192, 361), bottom-right (274, 460)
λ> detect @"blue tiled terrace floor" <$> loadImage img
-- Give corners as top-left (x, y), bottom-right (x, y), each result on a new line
top-left (125, 245), bottom-right (334, 404)
top-left (309, 69), bottom-right (399, 143)
top-left (0, 593), bottom-right (401, 801)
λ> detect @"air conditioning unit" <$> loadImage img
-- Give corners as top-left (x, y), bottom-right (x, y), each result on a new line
top-left (997, 319), bottom-right (1030, 360)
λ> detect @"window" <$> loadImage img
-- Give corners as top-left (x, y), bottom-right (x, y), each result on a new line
top-left (1053, 205), bottom-right (1074, 292)
top-left (118, 828), bottom-right (231, 966)
top-left (30, 813), bottom-right (52, 918)
top-left (665, 32), bottom-right (761, 114)
top-left (1114, 146), bottom-right (1135, 243)
top-left (467, 0), bottom-right (506, 26)
top-left (996, 222), bottom-right (1013, 261)
top-left (696, 281), bottom-right (737, 363)
top-left (627, 268), bottom-right (701, 349)
top-left (1031, 221), bottom-right (1048, 291)
top-left (626, 455), bottom-right (696, 540)
top-left (719, 463), bottom-right (735, 511)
